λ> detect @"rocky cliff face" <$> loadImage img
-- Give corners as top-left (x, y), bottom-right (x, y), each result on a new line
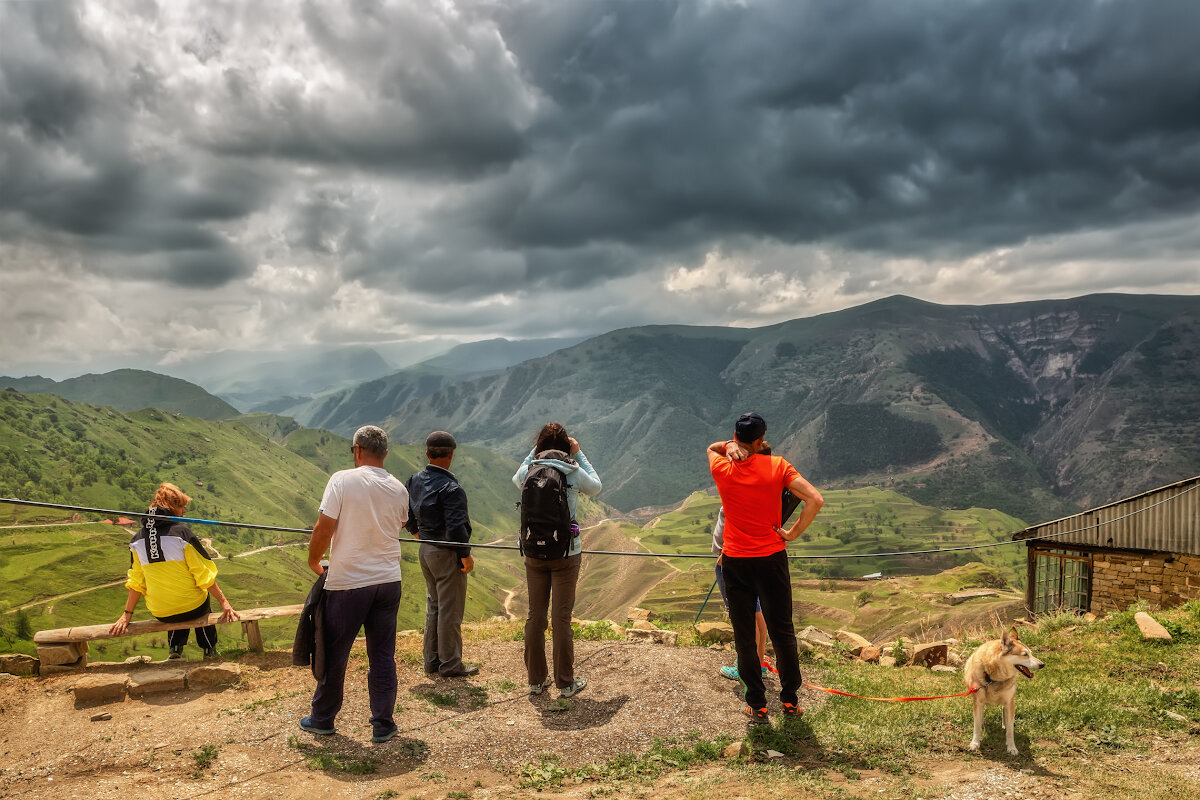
top-left (379, 294), bottom-right (1200, 520)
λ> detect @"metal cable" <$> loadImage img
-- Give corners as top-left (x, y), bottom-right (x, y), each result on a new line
top-left (2, 481), bottom-right (1196, 561)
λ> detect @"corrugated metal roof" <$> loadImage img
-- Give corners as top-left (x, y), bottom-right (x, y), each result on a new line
top-left (1013, 475), bottom-right (1200, 556)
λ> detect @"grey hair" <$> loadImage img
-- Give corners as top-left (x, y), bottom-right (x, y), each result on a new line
top-left (353, 425), bottom-right (389, 457)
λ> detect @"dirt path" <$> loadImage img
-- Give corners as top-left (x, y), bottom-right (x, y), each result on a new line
top-left (233, 543), bottom-right (305, 558)
top-left (16, 579), bottom-right (126, 611)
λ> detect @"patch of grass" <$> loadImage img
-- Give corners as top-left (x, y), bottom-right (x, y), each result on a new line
top-left (305, 750), bottom-right (379, 774)
top-left (447, 792), bottom-right (471, 799)
top-left (192, 744), bottom-right (220, 769)
top-left (516, 733), bottom-right (733, 789)
top-left (376, 791), bottom-right (399, 800)
top-left (489, 677), bottom-right (518, 693)
top-left (572, 620), bottom-right (623, 641)
top-left (425, 691), bottom-right (458, 708)
top-left (420, 769), bottom-right (449, 783)
top-left (464, 685), bottom-right (489, 708)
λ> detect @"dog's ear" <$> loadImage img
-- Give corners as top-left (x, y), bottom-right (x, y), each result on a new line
top-left (1002, 627), bottom-right (1017, 652)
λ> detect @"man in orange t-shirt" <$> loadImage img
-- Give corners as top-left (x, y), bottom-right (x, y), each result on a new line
top-left (708, 412), bottom-right (823, 725)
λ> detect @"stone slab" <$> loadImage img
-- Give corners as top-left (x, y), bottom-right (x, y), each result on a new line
top-left (72, 675), bottom-right (128, 703)
top-left (625, 628), bottom-right (679, 646)
top-left (127, 668), bottom-right (188, 697)
top-left (37, 642), bottom-right (88, 667)
top-left (0, 654), bottom-right (38, 676)
top-left (859, 646), bottom-right (881, 663)
top-left (1134, 612), bottom-right (1172, 641)
top-left (694, 622), bottom-right (735, 643)
top-left (187, 664), bottom-right (245, 688)
top-left (798, 626), bottom-right (834, 648)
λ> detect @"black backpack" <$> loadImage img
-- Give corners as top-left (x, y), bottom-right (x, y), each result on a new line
top-left (519, 450), bottom-right (574, 560)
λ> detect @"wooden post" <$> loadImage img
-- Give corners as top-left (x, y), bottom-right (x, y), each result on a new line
top-left (242, 620), bottom-right (264, 653)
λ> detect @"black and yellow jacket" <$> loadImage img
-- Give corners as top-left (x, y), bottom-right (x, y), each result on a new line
top-left (125, 507), bottom-right (218, 617)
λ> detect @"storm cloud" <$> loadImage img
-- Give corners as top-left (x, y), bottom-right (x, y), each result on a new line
top-left (1, 0), bottom-right (1199, 371)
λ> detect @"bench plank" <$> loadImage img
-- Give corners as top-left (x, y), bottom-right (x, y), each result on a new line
top-left (34, 604), bottom-right (304, 644)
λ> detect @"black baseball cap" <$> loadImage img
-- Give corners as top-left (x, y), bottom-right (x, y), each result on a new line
top-left (735, 412), bottom-right (766, 443)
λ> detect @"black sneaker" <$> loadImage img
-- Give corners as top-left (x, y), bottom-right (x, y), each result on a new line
top-left (744, 706), bottom-right (770, 726)
top-left (167, 644), bottom-right (184, 660)
top-left (202, 647), bottom-right (219, 660)
top-left (371, 726), bottom-right (398, 743)
top-left (299, 716), bottom-right (335, 735)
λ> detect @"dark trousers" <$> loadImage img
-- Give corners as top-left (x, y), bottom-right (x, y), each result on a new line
top-left (309, 581), bottom-right (402, 733)
top-left (524, 553), bottom-right (582, 689)
top-left (419, 544), bottom-right (468, 675)
top-left (157, 597), bottom-right (216, 651)
top-left (722, 550), bottom-right (801, 708)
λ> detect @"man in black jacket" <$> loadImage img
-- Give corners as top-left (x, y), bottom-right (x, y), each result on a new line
top-left (405, 430), bottom-right (477, 678)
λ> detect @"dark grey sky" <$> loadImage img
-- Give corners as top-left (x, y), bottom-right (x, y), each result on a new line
top-left (2, 0), bottom-right (1199, 374)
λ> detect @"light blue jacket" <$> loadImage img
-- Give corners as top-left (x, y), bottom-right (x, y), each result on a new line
top-left (512, 448), bottom-right (602, 556)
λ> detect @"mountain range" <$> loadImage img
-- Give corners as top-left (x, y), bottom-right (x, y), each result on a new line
top-left (4, 294), bottom-right (1197, 523)
top-left (380, 294), bottom-right (1200, 521)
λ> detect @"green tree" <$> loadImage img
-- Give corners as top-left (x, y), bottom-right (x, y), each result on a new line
top-left (15, 609), bottom-right (34, 640)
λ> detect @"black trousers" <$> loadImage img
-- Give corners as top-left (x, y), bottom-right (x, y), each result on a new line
top-left (722, 549), bottom-right (801, 708)
top-left (156, 597), bottom-right (217, 651)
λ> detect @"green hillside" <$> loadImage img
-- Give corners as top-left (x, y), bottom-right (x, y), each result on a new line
top-left (0, 369), bottom-right (239, 420)
top-left (636, 487), bottom-right (1026, 582)
top-left (0, 391), bottom-right (528, 658)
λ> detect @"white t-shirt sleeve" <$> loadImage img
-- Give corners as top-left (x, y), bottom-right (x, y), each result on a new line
top-left (319, 473), bottom-right (343, 520)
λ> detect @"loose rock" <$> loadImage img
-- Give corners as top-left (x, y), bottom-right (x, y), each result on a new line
top-left (834, 629), bottom-right (871, 656)
top-left (1134, 612), bottom-right (1172, 641)
top-left (694, 621), bottom-right (735, 644)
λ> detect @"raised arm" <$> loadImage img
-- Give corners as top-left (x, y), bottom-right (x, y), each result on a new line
top-left (568, 438), bottom-right (602, 496)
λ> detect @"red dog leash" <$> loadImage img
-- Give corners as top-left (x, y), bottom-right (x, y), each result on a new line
top-left (801, 680), bottom-right (979, 702)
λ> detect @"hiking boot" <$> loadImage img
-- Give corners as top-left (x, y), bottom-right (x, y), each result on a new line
top-left (167, 644), bottom-right (184, 660)
top-left (720, 666), bottom-right (739, 681)
top-left (529, 677), bottom-right (553, 695)
top-left (781, 702), bottom-right (803, 717)
top-left (560, 677), bottom-right (587, 698)
top-left (744, 706), bottom-right (770, 726)
top-left (202, 647), bottom-right (219, 660)
top-left (299, 716), bottom-right (335, 735)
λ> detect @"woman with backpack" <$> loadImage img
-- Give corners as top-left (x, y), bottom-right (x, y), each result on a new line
top-left (511, 422), bottom-right (602, 698)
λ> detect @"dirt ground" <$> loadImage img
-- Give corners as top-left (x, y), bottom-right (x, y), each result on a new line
top-left (1, 637), bottom-right (1197, 800)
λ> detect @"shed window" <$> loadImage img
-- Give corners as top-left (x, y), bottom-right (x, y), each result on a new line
top-left (1033, 549), bottom-right (1091, 614)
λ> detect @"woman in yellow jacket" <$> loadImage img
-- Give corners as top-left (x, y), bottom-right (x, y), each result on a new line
top-left (109, 483), bottom-right (239, 659)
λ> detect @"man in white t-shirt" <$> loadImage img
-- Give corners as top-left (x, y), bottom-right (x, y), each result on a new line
top-left (301, 425), bottom-right (409, 743)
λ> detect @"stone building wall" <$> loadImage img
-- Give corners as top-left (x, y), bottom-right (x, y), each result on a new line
top-left (1091, 551), bottom-right (1200, 613)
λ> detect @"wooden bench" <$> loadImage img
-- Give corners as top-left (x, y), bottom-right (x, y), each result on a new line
top-left (34, 604), bottom-right (303, 668)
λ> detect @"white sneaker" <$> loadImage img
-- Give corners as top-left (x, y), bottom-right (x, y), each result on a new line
top-left (560, 677), bottom-right (587, 698)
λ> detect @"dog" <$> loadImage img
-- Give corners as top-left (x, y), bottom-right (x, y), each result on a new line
top-left (962, 626), bottom-right (1045, 756)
